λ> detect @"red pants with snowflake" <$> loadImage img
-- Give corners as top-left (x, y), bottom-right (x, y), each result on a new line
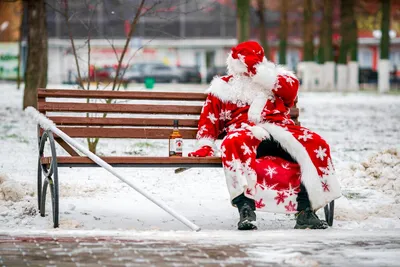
top-left (221, 128), bottom-right (302, 213)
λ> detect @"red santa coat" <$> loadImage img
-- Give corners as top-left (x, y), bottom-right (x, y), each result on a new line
top-left (195, 70), bottom-right (341, 213)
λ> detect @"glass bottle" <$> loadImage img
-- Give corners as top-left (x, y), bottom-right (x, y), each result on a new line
top-left (169, 119), bottom-right (183, 157)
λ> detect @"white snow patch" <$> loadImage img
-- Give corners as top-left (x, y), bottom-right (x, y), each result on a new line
top-left (0, 174), bottom-right (29, 202)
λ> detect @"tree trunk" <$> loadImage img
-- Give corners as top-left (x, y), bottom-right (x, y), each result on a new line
top-left (256, 0), bottom-right (269, 59)
top-left (236, 0), bottom-right (250, 43)
top-left (23, 0), bottom-right (48, 109)
top-left (317, 4), bottom-right (324, 64)
top-left (279, 0), bottom-right (288, 65)
top-left (337, 0), bottom-right (354, 91)
top-left (303, 0), bottom-right (314, 61)
top-left (338, 0), bottom-right (353, 65)
top-left (323, 0), bottom-right (333, 62)
top-left (301, 0), bottom-right (314, 91)
top-left (348, 0), bottom-right (359, 91)
top-left (322, 0), bottom-right (335, 91)
top-left (379, 0), bottom-right (390, 93)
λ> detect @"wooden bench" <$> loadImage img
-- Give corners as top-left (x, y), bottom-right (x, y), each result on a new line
top-left (36, 88), bottom-right (334, 228)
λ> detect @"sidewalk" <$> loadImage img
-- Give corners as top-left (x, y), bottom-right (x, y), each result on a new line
top-left (1, 231), bottom-right (400, 266)
top-left (1, 235), bottom-right (254, 266)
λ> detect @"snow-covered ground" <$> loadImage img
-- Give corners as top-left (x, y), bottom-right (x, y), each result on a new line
top-left (0, 83), bottom-right (399, 255)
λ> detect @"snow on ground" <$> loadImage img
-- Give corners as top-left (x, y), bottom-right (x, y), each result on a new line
top-left (0, 83), bottom-right (399, 235)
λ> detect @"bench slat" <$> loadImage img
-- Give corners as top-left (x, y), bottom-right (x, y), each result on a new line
top-left (49, 117), bottom-right (199, 127)
top-left (54, 127), bottom-right (198, 139)
top-left (38, 89), bottom-right (207, 101)
top-left (41, 156), bottom-right (222, 166)
top-left (39, 102), bottom-right (202, 115)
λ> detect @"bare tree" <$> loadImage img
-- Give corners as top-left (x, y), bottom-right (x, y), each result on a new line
top-left (237, 0), bottom-right (250, 43)
top-left (279, 0), bottom-right (288, 65)
top-left (378, 0), bottom-right (391, 93)
top-left (23, 0), bottom-right (48, 109)
top-left (255, 0), bottom-right (269, 59)
top-left (303, 0), bottom-right (313, 61)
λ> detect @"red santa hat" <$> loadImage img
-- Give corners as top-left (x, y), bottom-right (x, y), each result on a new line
top-left (226, 41), bottom-right (279, 91)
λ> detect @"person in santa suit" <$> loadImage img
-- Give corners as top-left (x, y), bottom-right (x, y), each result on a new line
top-left (188, 41), bottom-right (341, 230)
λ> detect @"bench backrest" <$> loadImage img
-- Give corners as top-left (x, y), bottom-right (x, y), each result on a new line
top-left (38, 89), bottom-right (299, 141)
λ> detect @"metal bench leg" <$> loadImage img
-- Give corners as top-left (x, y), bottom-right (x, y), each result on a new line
top-left (37, 157), bottom-right (42, 211)
top-left (324, 200), bottom-right (335, 227)
top-left (38, 130), bottom-right (60, 228)
top-left (40, 178), bottom-right (48, 217)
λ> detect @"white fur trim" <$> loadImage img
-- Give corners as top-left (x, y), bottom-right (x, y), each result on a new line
top-left (207, 75), bottom-right (274, 106)
top-left (226, 52), bottom-right (247, 76)
top-left (276, 65), bottom-right (297, 78)
top-left (252, 60), bottom-right (278, 90)
top-left (206, 76), bottom-right (231, 94)
top-left (258, 122), bottom-right (341, 210)
top-left (248, 125), bottom-right (271, 140)
top-left (248, 93), bottom-right (268, 123)
top-left (195, 137), bottom-right (217, 151)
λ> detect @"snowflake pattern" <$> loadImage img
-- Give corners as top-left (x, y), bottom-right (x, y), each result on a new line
top-left (220, 145), bottom-right (227, 158)
top-left (246, 188), bottom-right (254, 196)
top-left (264, 166), bottom-right (278, 179)
top-left (227, 132), bottom-right (241, 139)
top-left (245, 131), bottom-right (255, 139)
top-left (298, 129), bottom-right (313, 142)
top-left (314, 146), bottom-right (327, 161)
top-left (207, 112), bottom-right (217, 124)
top-left (284, 201), bottom-right (297, 212)
top-left (322, 181), bottom-right (330, 192)
top-left (219, 110), bottom-right (232, 121)
top-left (200, 98), bottom-right (212, 113)
top-left (319, 159), bottom-right (335, 177)
top-left (227, 124), bottom-right (238, 132)
top-left (274, 191), bottom-right (288, 205)
top-left (255, 198), bottom-right (266, 209)
top-left (281, 163), bottom-right (290, 169)
top-left (285, 75), bottom-right (296, 86)
top-left (241, 143), bottom-right (252, 156)
top-left (274, 81), bottom-right (282, 91)
top-left (284, 183), bottom-right (299, 196)
top-left (282, 117), bottom-right (294, 125)
top-left (196, 125), bottom-right (208, 139)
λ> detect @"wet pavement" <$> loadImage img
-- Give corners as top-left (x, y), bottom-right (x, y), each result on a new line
top-left (1, 232), bottom-right (400, 267)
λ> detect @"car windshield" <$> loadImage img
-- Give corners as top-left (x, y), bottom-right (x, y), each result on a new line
top-left (129, 64), bottom-right (145, 72)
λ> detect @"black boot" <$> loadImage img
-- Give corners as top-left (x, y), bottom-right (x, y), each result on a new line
top-left (294, 207), bottom-right (329, 229)
top-left (233, 194), bottom-right (257, 230)
top-left (238, 202), bottom-right (257, 230)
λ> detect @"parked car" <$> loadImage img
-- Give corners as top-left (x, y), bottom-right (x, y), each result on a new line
top-left (359, 68), bottom-right (378, 84)
top-left (124, 63), bottom-right (181, 83)
top-left (177, 66), bottom-right (202, 83)
top-left (123, 63), bottom-right (145, 83)
top-left (206, 66), bottom-right (227, 83)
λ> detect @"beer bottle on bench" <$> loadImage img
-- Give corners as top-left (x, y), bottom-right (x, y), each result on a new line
top-left (169, 120), bottom-right (183, 157)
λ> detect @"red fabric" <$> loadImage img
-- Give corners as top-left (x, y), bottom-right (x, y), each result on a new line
top-left (188, 146), bottom-right (214, 157)
top-left (231, 41), bottom-right (265, 75)
top-left (190, 60), bottom-right (339, 212)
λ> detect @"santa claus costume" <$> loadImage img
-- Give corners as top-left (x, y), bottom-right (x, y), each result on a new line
top-left (189, 41), bottom-right (341, 230)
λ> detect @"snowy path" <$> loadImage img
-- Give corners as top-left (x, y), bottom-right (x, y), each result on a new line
top-left (0, 83), bottom-right (399, 264)
top-left (0, 230), bottom-right (399, 266)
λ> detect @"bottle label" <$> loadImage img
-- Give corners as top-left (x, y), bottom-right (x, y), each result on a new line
top-left (169, 138), bottom-right (183, 156)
